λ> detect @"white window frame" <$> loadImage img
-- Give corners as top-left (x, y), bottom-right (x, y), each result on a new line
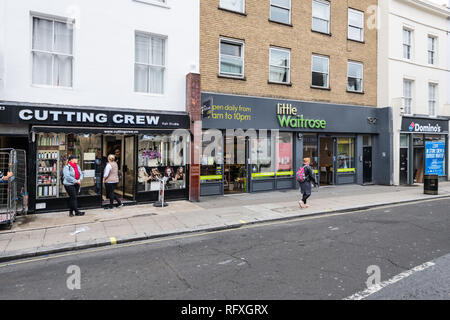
top-left (311, 54), bottom-right (330, 89)
top-left (269, 46), bottom-right (291, 84)
top-left (427, 35), bottom-right (437, 65)
top-left (134, 32), bottom-right (167, 95)
top-left (133, 0), bottom-right (169, 9)
top-left (31, 15), bottom-right (74, 89)
top-left (312, 0), bottom-right (330, 34)
top-left (219, 0), bottom-right (245, 13)
top-left (219, 37), bottom-right (245, 78)
top-left (347, 61), bottom-right (363, 93)
top-left (428, 83), bottom-right (438, 117)
top-left (403, 79), bottom-right (413, 115)
top-left (348, 8), bottom-right (364, 42)
top-left (270, 0), bottom-right (292, 25)
top-left (403, 28), bottom-right (413, 60)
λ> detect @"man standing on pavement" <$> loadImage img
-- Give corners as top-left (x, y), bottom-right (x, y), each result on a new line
top-left (298, 157), bottom-right (318, 209)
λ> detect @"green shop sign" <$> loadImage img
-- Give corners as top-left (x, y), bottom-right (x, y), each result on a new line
top-left (277, 103), bottom-right (327, 129)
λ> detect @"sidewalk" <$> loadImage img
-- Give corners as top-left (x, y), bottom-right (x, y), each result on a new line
top-left (1, 183), bottom-right (450, 263)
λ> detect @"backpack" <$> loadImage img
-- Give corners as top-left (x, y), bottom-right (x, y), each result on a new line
top-left (296, 166), bottom-right (307, 183)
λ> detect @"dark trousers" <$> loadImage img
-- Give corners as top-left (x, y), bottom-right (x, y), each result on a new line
top-left (64, 184), bottom-right (80, 214)
top-left (300, 181), bottom-right (312, 204)
top-left (105, 183), bottom-right (122, 208)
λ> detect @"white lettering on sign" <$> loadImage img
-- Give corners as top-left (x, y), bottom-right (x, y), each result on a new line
top-left (113, 114), bottom-right (123, 124)
top-left (415, 123), bottom-right (441, 133)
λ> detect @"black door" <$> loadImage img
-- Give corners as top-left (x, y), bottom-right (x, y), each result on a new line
top-left (400, 148), bottom-right (408, 185)
top-left (363, 147), bottom-right (372, 184)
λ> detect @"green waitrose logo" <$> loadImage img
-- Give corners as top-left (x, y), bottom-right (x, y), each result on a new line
top-left (277, 103), bottom-right (327, 129)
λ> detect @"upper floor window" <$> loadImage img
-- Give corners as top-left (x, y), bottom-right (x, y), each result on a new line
top-left (403, 28), bottom-right (412, 60)
top-left (135, 33), bottom-right (166, 94)
top-left (269, 47), bottom-right (290, 84)
top-left (220, 0), bottom-right (245, 13)
top-left (32, 16), bottom-right (73, 87)
top-left (347, 61), bottom-right (363, 93)
top-left (348, 8), bottom-right (364, 42)
top-left (403, 79), bottom-right (413, 115)
top-left (311, 54), bottom-right (329, 88)
top-left (312, 0), bottom-right (330, 34)
top-left (428, 83), bottom-right (437, 117)
top-left (219, 38), bottom-right (244, 78)
top-left (428, 36), bottom-right (437, 65)
top-left (270, 0), bottom-right (291, 25)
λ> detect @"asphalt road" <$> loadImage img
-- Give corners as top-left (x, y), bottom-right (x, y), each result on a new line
top-left (0, 198), bottom-right (449, 300)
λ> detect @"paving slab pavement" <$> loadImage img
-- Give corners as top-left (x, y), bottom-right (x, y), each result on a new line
top-left (0, 183), bottom-right (449, 263)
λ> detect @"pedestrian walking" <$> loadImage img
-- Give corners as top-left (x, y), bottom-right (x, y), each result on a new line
top-left (296, 157), bottom-right (318, 209)
top-left (63, 155), bottom-right (85, 217)
top-left (103, 154), bottom-right (123, 210)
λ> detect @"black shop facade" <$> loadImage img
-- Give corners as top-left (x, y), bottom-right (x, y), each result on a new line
top-left (200, 93), bottom-right (393, 196)
top-left (0, 103), bottom-right (190, 213)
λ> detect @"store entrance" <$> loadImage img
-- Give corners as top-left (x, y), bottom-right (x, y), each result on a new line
top-left (413, 147), bottom-right (425, 184)
top-left (102, 135), bottom-right (136, 204)
top-left (224, 135), bottom-right (247, 194)
top-left (319, 137), bottom-right (334, 185)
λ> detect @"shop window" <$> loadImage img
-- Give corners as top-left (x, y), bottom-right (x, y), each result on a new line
top-left (276, 132), bottom-right (293, 176)
top-left (137, 134), bottom-right (187, 192)
top-left (251, 132), bottom-right (274, 179)
top-left (303, 134), bottom-right (318, 172)
top-left (337, 138), bottom-right (355, 172)
top-left (201, 131), bottom-right (224, 182)
top-left (36, 133), bottom-right (101, 199)
top-left (400, 134), bottom-right (409, 148)
top-left (425, 135), bottom-right (446, 176)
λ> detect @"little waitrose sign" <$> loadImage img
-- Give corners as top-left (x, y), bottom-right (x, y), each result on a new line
top-left (277, 103), bottom-right (327, 129)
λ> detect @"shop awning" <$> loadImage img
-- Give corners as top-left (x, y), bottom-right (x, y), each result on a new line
top-left (31, 126), bottom-right (189, 135)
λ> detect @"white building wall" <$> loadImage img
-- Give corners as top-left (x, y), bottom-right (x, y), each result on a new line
top-left (0, 0), bottom-right (200, 112)
top-left (378, 0), bottom-right (450, 185)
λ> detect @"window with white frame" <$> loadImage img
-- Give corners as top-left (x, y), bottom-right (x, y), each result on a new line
top-left (428, 83), bottom-right (437, 116)
top-left (403, 28), bottom-right (412, 60)
top-left (32, 16), bottom-right (73, 87)
top-left (312, 0), bottom-right (330, 34)
top-left (269, 47), bottom-right (290, 83)
top-left (135, 33), bottom-right (166, 94)
top-left (311, 54), bottom-right (329, 88)
top-left (348, 8), bottom-right (364, 42)
top-left (270, 0), bottom-right (291, 24)
top-left (403, 79), bottom-right (413, 114)
top-left (219, 38), bottom-right (244, 77)
top-left (347, 61), bottom-right (363, 92)
top-left (428, 36), bottom-right (436, 65)
top-left (220, 0), bottom-right (245, 13)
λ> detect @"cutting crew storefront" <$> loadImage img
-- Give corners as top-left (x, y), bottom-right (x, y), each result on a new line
top-left (0, 104), bottom-right (190, 213)
top-left (399, 117), bottom-right (448, 185)
top-left (200, 93), bottom-right (393, 196)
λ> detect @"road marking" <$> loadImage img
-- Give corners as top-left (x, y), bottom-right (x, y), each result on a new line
top-left (0, 197), bottom-right (448, 269)
top-left (110, 237), bottom-right (117, 245)
top-left (344, 261), bottom-right (436, 300)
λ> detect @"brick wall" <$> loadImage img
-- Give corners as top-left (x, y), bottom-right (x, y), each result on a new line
top-left (200, 0), bottom-right (378, 107)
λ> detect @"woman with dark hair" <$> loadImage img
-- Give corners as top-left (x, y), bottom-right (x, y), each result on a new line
top-left (63, 155), bottom-right (85, 217)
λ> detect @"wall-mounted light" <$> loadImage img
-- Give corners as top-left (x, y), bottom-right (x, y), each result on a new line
top-left (367, 117), bottom-right (378, 125)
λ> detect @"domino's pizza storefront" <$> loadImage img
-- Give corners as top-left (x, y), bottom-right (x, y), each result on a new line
top-left (0, 103), bottom-right (190, 213)
top-left (200, 93), bottom-right (393, 196)
top-left (399, 117), bottom-right (448, 185)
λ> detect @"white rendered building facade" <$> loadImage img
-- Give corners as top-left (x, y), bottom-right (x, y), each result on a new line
top-left (0, 0), bottom-right (200, 212)
top-left (378, 0), bottom-right (450, 185)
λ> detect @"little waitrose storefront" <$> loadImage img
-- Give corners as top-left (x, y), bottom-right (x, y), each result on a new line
top-left (200, 93), bottom-right (393, 196)
top-left (0, 103), bottom-right (190, 213)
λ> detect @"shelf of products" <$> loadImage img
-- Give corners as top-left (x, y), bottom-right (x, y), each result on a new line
top-left (36, 133), bottom-right (61, 199)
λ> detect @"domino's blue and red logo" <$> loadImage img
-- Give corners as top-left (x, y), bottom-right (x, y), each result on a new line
top-left (409, 122), bottom-right (415, 132)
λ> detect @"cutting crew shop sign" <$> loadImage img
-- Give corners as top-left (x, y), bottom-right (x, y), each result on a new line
top-left (0, 106), bottom-right (188, 129)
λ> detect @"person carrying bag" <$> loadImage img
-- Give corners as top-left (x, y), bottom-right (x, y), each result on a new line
top-left (296, 157), bottom-right (318, 209)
